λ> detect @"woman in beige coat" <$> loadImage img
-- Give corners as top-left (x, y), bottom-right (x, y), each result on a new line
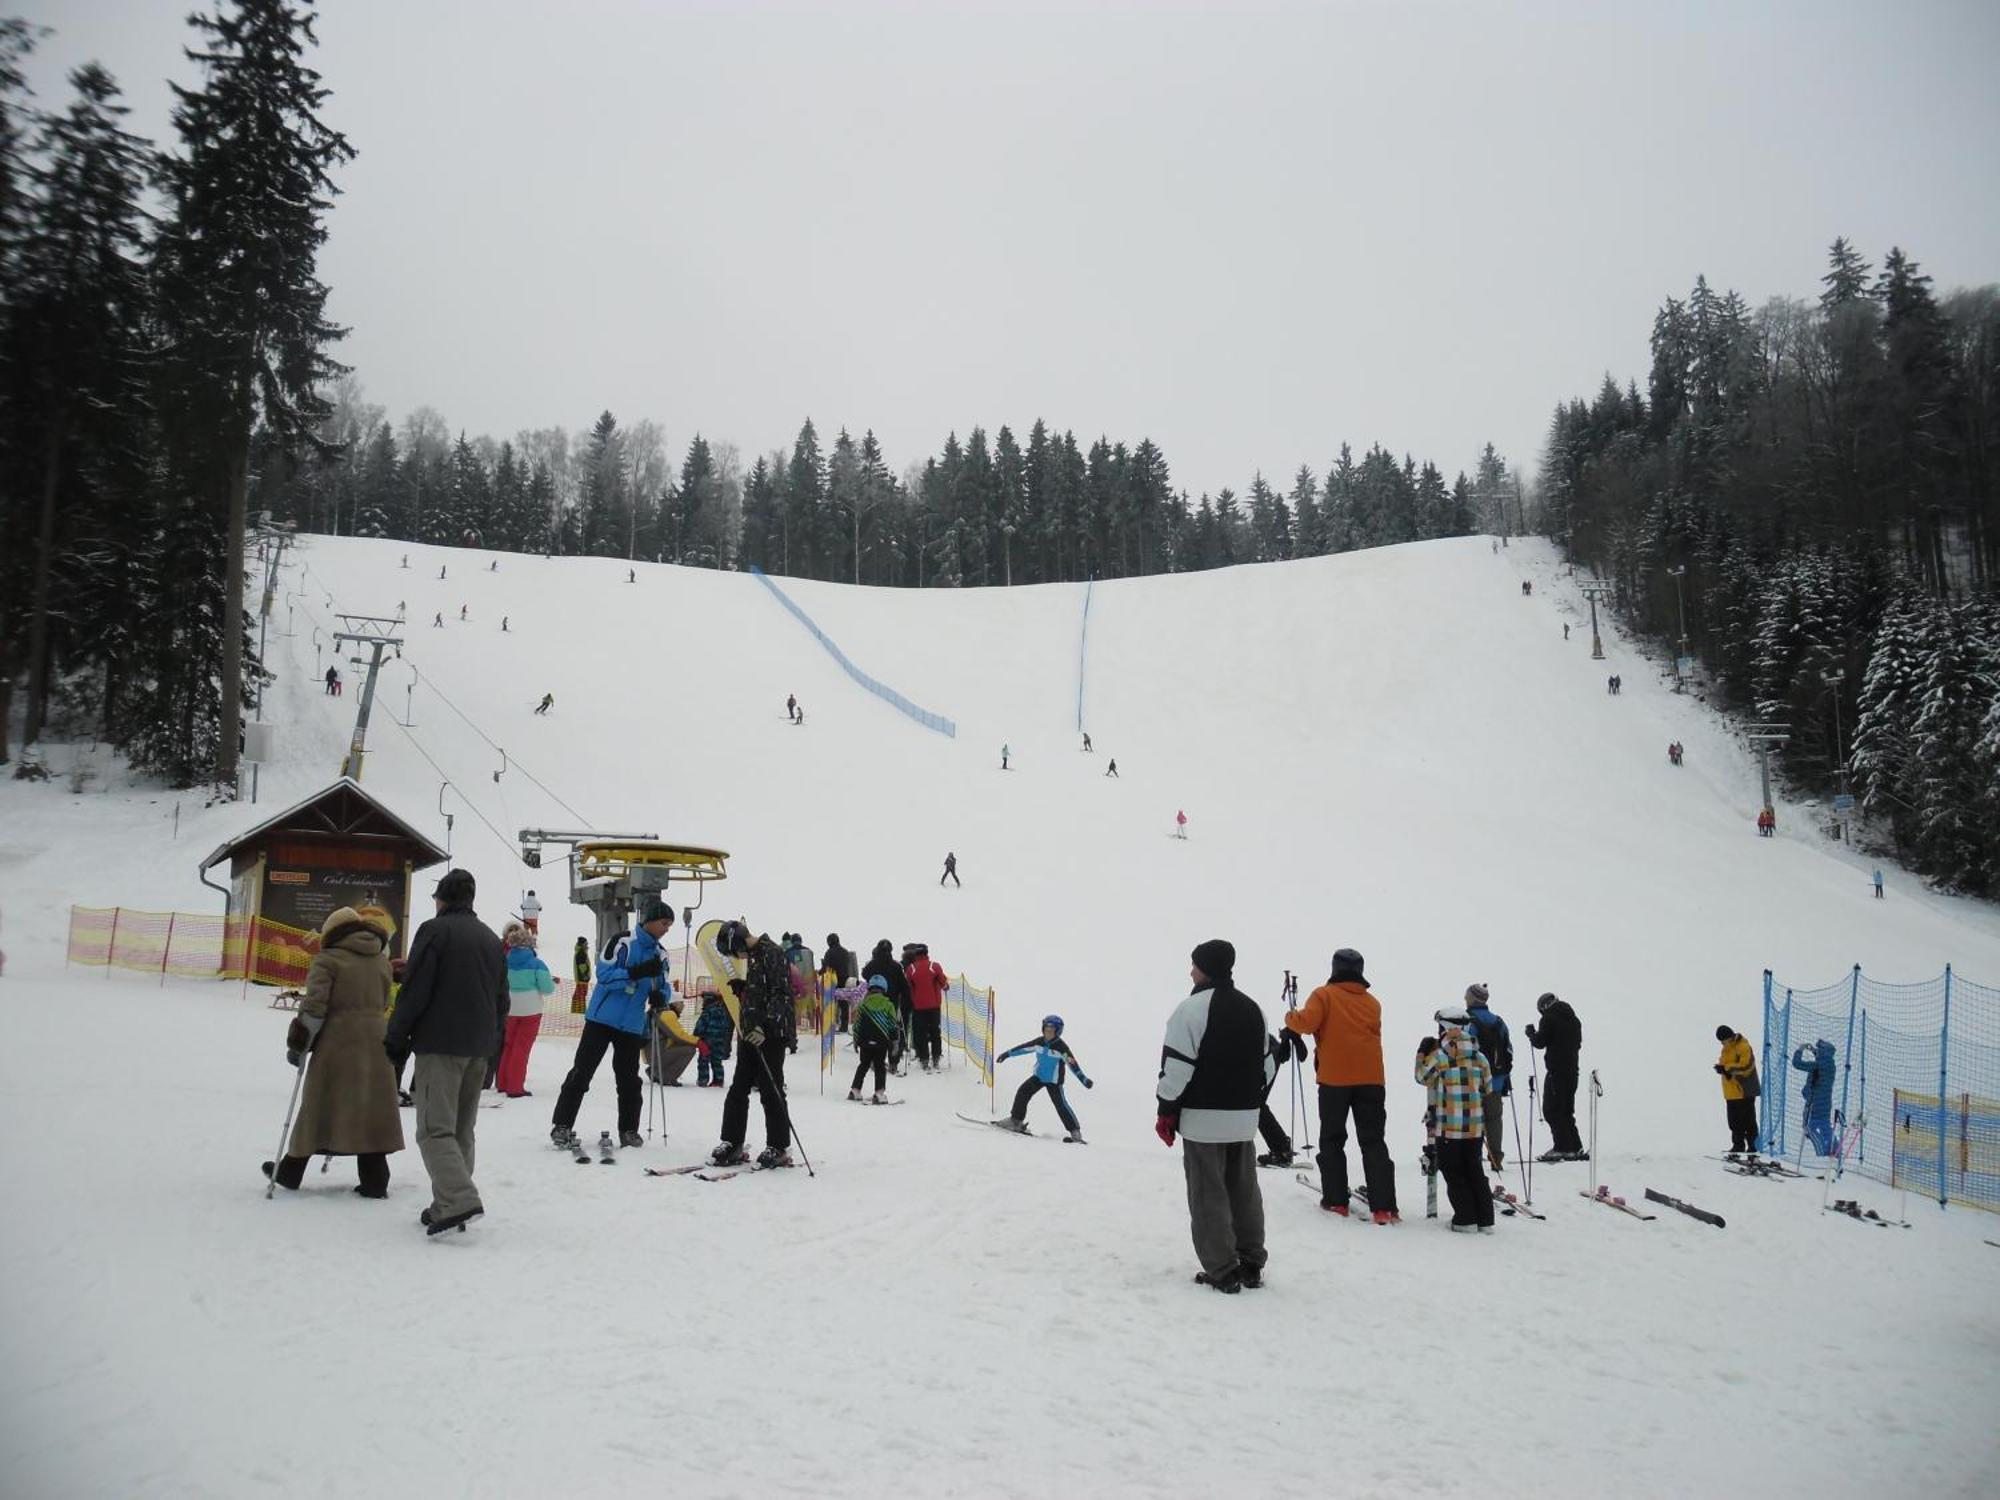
top-left (263, 907), bottom-right (406, 1195)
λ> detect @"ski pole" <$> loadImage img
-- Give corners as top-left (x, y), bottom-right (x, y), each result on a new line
top-left (748, 1038), bottom-right (814, 1178)
top-left (1509, 1087), bottom-right (1528, 1204)
top-left (1526, 1046), bottom-right (1539, 1201)
top-left (1587, 1069), bottom-right (1602, 1197)
top-left (265, 1056), bottom-right (309, 1201)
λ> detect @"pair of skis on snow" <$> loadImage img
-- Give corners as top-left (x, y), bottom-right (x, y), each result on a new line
top-left (955, 1112), bottom-right (1085, 1143)
top-left (641, 1159), bottom-right (795, 1182)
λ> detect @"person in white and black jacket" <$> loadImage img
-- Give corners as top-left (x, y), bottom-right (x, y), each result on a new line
top-left (1156, 939), bottom-right (1276, 1294)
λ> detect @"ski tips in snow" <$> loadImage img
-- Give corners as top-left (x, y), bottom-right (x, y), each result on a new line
top-left (1643, 1188), bottom-right (1725, 1228)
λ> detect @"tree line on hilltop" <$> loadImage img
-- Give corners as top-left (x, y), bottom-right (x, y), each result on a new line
top-left (247, 397), bottom-right (1509, 591)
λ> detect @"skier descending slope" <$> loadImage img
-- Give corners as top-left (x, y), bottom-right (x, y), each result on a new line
top-left (1158, 939), bottom-right (1274, 1294)
top-left (996, 1016), bottom-right (1094, 1141)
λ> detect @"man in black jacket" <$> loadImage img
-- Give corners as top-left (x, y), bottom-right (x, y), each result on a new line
top-left (862, 939), bottom-right (912, 1067)
top-left (1526, 992), bottom-right (1585, 1160)
top-left (823, 933), bottom-right (856, 1032)
top-left (712, 928), bottom-right (797, 1169)
top-left (386, 868), bottom-right (507, 1234)
top-left (1156, 939), bottom-right (1275, 1294)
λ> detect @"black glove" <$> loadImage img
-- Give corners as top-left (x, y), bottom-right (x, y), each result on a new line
top-left (1278, 1028), bottom-right (1306, 1061)
top-left (1714, 1063), bottom-right (1725, 1074)
top-left (626, 957), bottom-right (664, 980)
top-left (1524, 1023), bottom-right (1538, 1042)
top-left (385, 1039), bottom-right (410, 1071)
top-left (286, 1048), bottom-right (305, 1068)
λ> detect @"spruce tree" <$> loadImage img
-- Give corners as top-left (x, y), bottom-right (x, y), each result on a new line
top-left (10, 63), bottom-right (154, 752)
top-left (153, 0), bottom-right (352, 794)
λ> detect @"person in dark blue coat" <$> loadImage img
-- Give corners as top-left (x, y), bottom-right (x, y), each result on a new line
top-left (1792, 1039), bottom-right (1837, 1155)
top-left (550, 901), bottom-right (674, 1150)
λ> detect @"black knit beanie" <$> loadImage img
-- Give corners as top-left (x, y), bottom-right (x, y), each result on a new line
top-left (1191, 939), bottom-right (1236, 983)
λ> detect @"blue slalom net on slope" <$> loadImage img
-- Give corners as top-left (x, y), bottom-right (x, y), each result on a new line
top-left (1761, 966), bottom-right (2000, 1210)
top-left (748, 566), bottom-right (956, 738)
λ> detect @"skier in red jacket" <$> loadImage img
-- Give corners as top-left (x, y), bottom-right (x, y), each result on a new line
top-left (903, 943), bottom-right (949, 1073)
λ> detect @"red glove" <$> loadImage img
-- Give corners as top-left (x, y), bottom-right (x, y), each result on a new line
top-left (1155, 1115), bottom-right (1177, 1148)
top-left (697, 1040), bottom-right (711, 1058)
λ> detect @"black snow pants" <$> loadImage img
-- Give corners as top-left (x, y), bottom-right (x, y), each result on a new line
top-left (720, 1037), bottom-right (791, 1151)
top-left (1316, 1083), bottom-right (1397, 1213)
top-left (851, 1039), bottom-right (889, 1094)
top-left (1435, 1137), bottom-right (1495, 1227)
top-left (1011, 1076), bottom-right (1079, 1133)
top-left (1542, 1058), bottom-right (1582, 1154)
top-left (912, 1009), bottom-right (942, 1067)
top-left (553, 1020), bottom-right (644, 1135)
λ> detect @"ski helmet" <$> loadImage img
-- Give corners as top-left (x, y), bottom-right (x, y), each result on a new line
top-left (1042, 1014), bottom-right (1064, 1034)
top-left (1434, 1006), bottom-right (1470, 1029)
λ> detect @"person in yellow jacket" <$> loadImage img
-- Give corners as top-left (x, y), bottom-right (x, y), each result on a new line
top-left (1715, 1025), bottom-right (1761, 1154)
top-left (648, 996), bottom-right (708, 1087)
top-left (1284, 947), bottom-right (1398, 1221)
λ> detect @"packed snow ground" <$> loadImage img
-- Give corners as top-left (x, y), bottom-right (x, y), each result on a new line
top-left (3, 535), bottom-right (1999, 1498)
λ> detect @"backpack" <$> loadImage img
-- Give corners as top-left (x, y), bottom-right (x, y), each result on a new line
top-left (741, 938), bottom-right (796, 1045)
top-left (1470, 1011), bottom-right (1512, 1076)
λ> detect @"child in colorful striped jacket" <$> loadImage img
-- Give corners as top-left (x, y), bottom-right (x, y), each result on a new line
top-left (1416, 1007), bottom-right (1495, 1232)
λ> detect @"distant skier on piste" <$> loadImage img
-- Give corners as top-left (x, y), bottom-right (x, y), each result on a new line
top-left (534, 693), bottom-right (554, 716)
top-left (1000, 743), bottom-right (1010, 770)
top-left (940, 851), bottom-right (960, 887)
top-left (996, 1016), bottom-right (1093, 1141)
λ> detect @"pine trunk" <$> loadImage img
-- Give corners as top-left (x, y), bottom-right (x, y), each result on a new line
top-left (23, 412), bottom-right (66, 746)
top-left (853, 508), bottom-right (860, 586)
top-left (215, 430), bottom-right (250, 796)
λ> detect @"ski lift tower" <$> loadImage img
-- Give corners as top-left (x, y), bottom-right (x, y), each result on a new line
top-left (517, 829), bottom-right (729, 953)
top-left (334, 614), bottom-right (406, 782)
top-left (1579, 580), bottom-right (1614, 661)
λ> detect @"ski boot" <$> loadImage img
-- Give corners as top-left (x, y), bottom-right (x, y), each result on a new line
top-left (619, 1130), bottom-right (644, 1149)
top-left (1371, 1209), bottom-right (1401, 1226)
top-left (1256, 1149), bottom-right (1294, 1168)
top-left (1063, 1130), bottom-right (1087, 1145)
top-left (847, 1088), bottom-right (863, 1101)
top-left (998, 1117), bottom-right (1029, 1133)
top-left (871, 1091), bottom-right (888, 1105)
top-left (711, 1142), bottom-right (750, 1166)
top-left (755, 1146), bottom-right (794, 1170)
top-left (550, 1126), bottom-right (581, 1153)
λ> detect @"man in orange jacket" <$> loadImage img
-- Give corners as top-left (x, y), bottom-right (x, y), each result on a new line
top-left (1285, 947), bottom-right (1398, 1222)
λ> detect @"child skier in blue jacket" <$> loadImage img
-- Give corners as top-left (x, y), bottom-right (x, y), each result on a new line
top-left (693, 986), bottom-right (734, 1087)
top-left (997, 1015), bottom-right (1093, 1142)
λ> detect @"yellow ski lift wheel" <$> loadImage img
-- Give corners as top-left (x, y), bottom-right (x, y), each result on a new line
top-left (573, 841), bottom-right (729, 885)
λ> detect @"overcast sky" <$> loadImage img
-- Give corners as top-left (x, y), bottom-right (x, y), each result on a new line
top-left (15, 0), bottom-right (2000, 496)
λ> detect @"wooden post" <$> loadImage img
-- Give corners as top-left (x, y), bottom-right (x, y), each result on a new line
top-left (160, 913), bottom-right (176, 988)
top-left (105, 907), bottom-right (121, 980)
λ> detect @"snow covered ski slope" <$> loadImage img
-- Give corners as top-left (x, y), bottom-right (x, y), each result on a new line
top-left (2, 534), bottom-right (1998, 1498)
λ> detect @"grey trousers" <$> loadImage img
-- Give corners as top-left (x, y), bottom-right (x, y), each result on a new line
top-left (412, 1053), bottom-right (486, 1217)
top-left (1484, 1090), bottom-right (1507, 1166)
top-left (649, 1038), bottom-right (697, 1086)
top-left (1181, 1139), bottom-right (1266, 1275)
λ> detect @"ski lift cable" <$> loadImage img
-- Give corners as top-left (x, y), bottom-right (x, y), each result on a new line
top-left (379, 712), bottom-right (524, 865)
top-left (402, 661), bottom-right (590, 825)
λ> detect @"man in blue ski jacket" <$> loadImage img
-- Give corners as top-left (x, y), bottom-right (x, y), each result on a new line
top-left (1464, 985), bottom-right (1513, 1174)
top-left (997, 1016), bottom-right (1094, 1142)
top-left (550, 900), bottom-right (674, 1151)
top-left (1792, 1039), bottom-right (1837, 1155)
